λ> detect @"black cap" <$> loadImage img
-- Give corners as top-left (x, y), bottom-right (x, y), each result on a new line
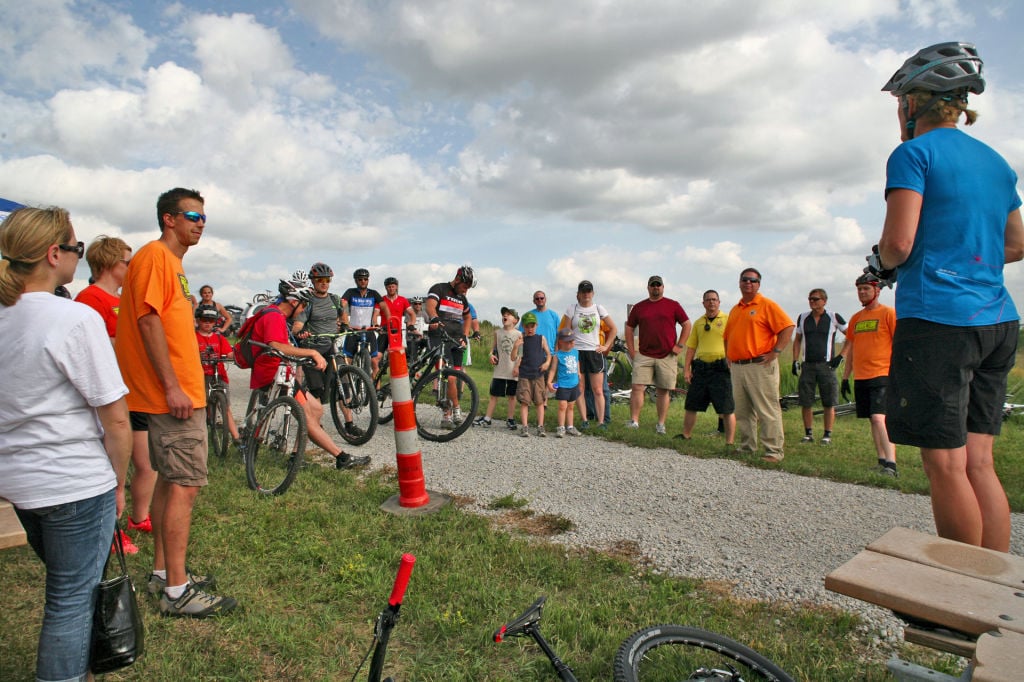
top-left (577, 280), bottom-right (594, 293)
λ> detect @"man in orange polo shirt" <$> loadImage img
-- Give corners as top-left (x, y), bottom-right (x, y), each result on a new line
top-left (116, 188), bottom-right (236, 618)
top-left (722, 268), bottom-right (795, 462)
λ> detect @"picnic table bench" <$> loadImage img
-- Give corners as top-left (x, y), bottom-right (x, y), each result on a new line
top-left (825, 527), bottom-right (1024, 682)
top-left (1, 497), bottom-right (27, 550)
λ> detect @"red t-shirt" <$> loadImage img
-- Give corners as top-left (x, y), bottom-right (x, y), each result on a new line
top-left (249, 306), bottom-right (289, 390)
top-left (74, 284), bottom-right (120, 338)
top-left (625, 297), bottom-right (690, 359)
top-left (196, 331), bottom-right (232, 383)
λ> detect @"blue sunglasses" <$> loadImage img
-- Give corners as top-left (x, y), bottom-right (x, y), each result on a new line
top-left (173, 211), bottom-right (206, 223)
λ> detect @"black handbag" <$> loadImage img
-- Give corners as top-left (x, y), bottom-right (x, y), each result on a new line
top-left (90, 527), bottom-right (145, 673)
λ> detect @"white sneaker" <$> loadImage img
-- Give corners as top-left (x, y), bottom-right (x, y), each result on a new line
top-left (536, 426), bottom-right (547, 437)
top-left (565, 426), bottom-right (581, 436)
top-left (655, 423), bottom-right (666, 435)
top-left (626, 420), bottom-right (639, 429)
top-left (440, 416), bottom-right (455, 430)
top-left (556, 427), bottom-right (565, 438)
top-left (519, 425), bottom-right (530, 438)
top-left (453, 409), bottom-right (464, 425)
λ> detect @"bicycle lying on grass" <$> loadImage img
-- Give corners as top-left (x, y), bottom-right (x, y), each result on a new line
top-left (355, 557), bottom-right (794, 682)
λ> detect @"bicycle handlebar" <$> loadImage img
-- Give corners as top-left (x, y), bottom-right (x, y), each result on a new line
top-left (388, 554), bottom-right (416, 607)
top-left (249, 340), bottom-right (317, 366)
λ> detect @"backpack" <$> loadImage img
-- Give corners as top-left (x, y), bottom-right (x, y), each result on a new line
top-left (232, 306), bottom-right (284, 369)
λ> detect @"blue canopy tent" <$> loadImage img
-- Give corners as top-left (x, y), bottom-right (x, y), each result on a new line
top-left (0, 197), bottom-right (26, 221)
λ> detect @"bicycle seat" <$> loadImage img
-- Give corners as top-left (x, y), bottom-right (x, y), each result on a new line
top-left (494, 596), bottom-right (546, 642)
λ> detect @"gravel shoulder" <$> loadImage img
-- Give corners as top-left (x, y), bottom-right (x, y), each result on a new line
top-left (226, 365), bottom-right (1024, 643)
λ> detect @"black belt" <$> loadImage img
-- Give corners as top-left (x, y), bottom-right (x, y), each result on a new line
top-left (733, 355), bottom-right (766, 365)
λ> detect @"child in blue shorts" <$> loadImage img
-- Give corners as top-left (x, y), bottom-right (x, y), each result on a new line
top-left (548, 329), bottom-right (582, 437)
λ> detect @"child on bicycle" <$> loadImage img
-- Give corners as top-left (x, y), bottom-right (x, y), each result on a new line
top-left (474, 306), bottom-right (522, 428)
top-left (512, 312), bottom-right (552, 437)
top-left (548, 330), bottom-right (582, 437)
top-left (196, 307), bottom-right (240, 442)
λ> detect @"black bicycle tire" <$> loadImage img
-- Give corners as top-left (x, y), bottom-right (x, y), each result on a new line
top-left (412, 368), bottom-right (478, 442)
top-left (329, 364), bottom-right (378, 445)
top-left (358, 342), bottom-right (373, 377)
top-left (244, 396), bottom-right (307, 496)
top-left (207, 390), bottom-right (230, 459)
top-left (613, 625), bottom-right (794, 682)
top-left (376, 372), bottom-right (395, 424)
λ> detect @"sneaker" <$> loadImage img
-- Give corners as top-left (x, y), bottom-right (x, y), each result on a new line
top-left (127, 516), bottom-right (152, 533)
top-left (536, 426), bottom-right (547, 438)
top-left (519, 425), bottom-right (530, 438)
top-left (655, 423), bottom-right (666, 435)
top-left (597, 422), bottom-right (608, 430)
top-left (579, 421), bottom-right (590, 430)
top-left (336, 454), bottom-right (371, 469)
top-left (453, 409), bottom-right (464, 425)
top-left (473, 415), bottom-right (492, 427)
top-left (159, 584), bottom-right (237, 618)
top-left (879, 465), bottom-right (899, 478)
top-left (626, 420), bottom-right (639, 429)
top-left (147, 569), bottom-right (217, 596)
top-left (565, 426), bottom-right (581, 436)
top-left (556, 427), bottom-right (565, 438)
top-left (762, 453), bottom-right (784, 463)
top-left (506, 418), bottom-right (517, 430)
top-left (800, 434), bottom-right (814, 444)
top-left (820, 436), bottom-right (832, 445)
top-left (440, 416), bottom-right (455, 430)
top-left (113, 530), bottom-right (139, 555)
top-left (344, 422), bottom-right (365, 438)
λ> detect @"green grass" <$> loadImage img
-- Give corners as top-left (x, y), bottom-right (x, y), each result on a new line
top-left (1, 463), bottom-right (908, 681)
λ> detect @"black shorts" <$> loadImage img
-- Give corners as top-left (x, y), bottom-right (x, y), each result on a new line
top-left (854, 376), bottom-right (888, 418)
top-left (129, 411), bottom-right (149, 432)
top-left (343, 332), bottom-right (380, 359)
top-left (578, 350), bottom-right (605, 375)
top-left (555, 385), bottom-right (581, 402)
top-left (684, 359), bottom-right (734, 414)
top-left (427, 334), bottom-right (464, 369)
top-left (886, 318), bottom-right (1017, 448)
top-left (798, 361), bottom-right (839, 407)
top-left (489, 378), bottom-right (518, 398)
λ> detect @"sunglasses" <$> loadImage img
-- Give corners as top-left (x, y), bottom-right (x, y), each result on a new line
top-left (173, 211), bottom-right (206, 223)
top-left (808, 296), bottom-right (823, 301)
top-left (533, 296), bottom-right (545, 301)
top-left (58, 241), bottom-right (85, 258)
top-left (312, 277), bottom-right (331, 283)
top-left (704, 322), bottom-right (711, 332)
top-left (740, 277), bottom-right (760, 283)
top-left (649, 282), bottom-right (663, 287)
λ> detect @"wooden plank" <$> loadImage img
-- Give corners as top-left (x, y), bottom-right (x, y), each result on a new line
top-left (0, 499), bottom-right (27, 550)
top-left (867, 527), bottom-right (1024, 590)
top-left (824, 551), bottom-right (1024, 636)
top-left (903, 625), bottom-right (977, 659)
top-left (972, 629), bottom-right (1024, 682)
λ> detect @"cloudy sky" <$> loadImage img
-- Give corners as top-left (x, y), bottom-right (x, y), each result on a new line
top-left (2, 0), bottom-right (1022, 326)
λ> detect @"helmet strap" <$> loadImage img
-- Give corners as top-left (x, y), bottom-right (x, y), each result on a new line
top-left (904, 92), bottom-right (950, 140)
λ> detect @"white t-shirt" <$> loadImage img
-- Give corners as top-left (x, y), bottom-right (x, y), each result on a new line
top-left (0, 293), bottom-right (128, 508)
top-left (563, 302), bottom-right (608, 351)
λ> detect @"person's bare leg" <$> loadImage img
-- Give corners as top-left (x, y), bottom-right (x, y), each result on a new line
top-left (723, 413), bottom-right (736, 445)
top-left (682, 410), bottom-right (697, 438)
top-left (303, 395), bottom-right (343, 456)
top-left (920, 446), bottom-right (983, 547)
top-left (823, 406), bottom-right (836, 433)
top-left (629, 384), bottom-right (645, 423)
top-left (160, 481), bottom-right (199, 587)
top-left (965, 432), bottom-right (1011, 551)
top-left (869, 415), bottom-right (895, 462)
top-left (801, 406), bottom-right (813, 431)
top-left (655, 388), bottom-right (670, 426)
top-left (591, 373), bottom-right (606, 425)
top-left (129, 430), bottom-right (156, 523)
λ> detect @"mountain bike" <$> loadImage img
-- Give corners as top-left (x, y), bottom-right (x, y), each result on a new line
top-left (201, 348), bottom-right (232, 459)
top-left (372, 327), bottom-right (479, 442)
top-left (306, 332), bottom-right (379, 446)
top-left (342, 326), bottom-right (380, 378)
top-left (240, 342), bottom-right (314, 496)
top-left (355, 561), bottom-right (794, 682)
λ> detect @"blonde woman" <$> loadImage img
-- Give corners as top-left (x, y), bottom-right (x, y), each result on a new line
top-left (0, 207), bottom-right (132, 681)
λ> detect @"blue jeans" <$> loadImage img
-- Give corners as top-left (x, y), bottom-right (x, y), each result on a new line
top-left (16, 488), bottom-right (117, 682)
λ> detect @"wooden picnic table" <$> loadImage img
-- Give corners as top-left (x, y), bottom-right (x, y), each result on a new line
top-left (1, 498), bottom-right (27, 550)
top-left (826, 527), bottom-right (1024, 682)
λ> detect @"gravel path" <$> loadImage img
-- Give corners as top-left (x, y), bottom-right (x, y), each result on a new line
top-left (226, 365), bottom-right (1024, 645)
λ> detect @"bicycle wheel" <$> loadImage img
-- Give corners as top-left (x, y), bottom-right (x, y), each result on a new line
top-left (206, 390), bottom-right (230, 459)
top-left (329, 364), bottom-right (378, 446)
top-left (357, 341), bottom-right (373, 377)
top-left (376, 370), bottom-right (394, 424)
top-left (244, 396), bottom-right (307, 496)
top-left (613, 625), bottom-right (794, 682)
top-left (412, 368), bottom-right (478, 442)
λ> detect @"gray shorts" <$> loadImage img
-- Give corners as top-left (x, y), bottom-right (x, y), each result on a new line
top-left (798, 361), bottom-right (839, 407)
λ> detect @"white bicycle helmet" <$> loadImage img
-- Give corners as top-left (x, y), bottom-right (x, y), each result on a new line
top-left (882, 42), bottom-right (984, 96)
top-left (278, 278), bottom-right (313, 304)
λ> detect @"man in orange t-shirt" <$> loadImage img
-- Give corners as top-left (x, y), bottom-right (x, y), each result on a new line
top-left (722, 268), bottom-right (795, 462)
top-left (115, 187), bottom-right (236, 618)
top-left (840, 273), bottom-right (898, 476)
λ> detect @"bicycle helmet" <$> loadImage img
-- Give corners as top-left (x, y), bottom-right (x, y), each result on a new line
top-left (409, 296), bottom-right (424, 304)
top-left (856, 272), bottom-right (881, 287)
top-left (353, 268), bottom-right (370, 280)
top-left (384, 276), bottom-right (398, 286)
top-left (309, 262), bottom-right (333, 279)
top-left (454, 265), bottom-right (476, 288)
top-left (278, 278), bottom-right (313, 304)
top-left (882, 42), bottom-right (984, 96)
top-left (195, 303), bottom-right (219, 320)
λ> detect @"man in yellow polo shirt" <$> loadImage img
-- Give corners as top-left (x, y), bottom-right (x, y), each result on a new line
top-left (722, 268), bottom-right (795, 462)
top-left (680, 289), bottom-right (735, 445)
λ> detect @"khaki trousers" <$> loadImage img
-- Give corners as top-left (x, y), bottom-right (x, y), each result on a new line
top-left (730, 360), bottom-right (785, 457)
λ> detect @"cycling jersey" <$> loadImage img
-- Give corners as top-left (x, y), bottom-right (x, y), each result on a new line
top-left (427, 282), bottom-right (469, 338)
top-left (342, 287), bottom-right (383, 328)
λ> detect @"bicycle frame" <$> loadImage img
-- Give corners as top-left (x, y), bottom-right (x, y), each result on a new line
top-left (356, 554), bottom-right (415, 682)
